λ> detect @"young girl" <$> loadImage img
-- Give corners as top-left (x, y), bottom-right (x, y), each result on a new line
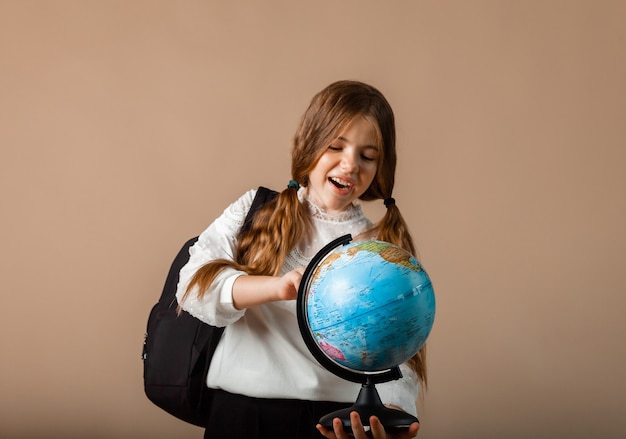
top-left (176, 80), bottom-right (426, 439)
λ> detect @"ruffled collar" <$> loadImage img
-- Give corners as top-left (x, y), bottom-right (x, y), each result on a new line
top-left (298, 187), bottom-right (365, 223)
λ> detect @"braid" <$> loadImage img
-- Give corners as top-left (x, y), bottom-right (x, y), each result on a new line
top-left (376, 203), bottom-right (417, 258)
top-left (238, 188), bottom-right (309, 275)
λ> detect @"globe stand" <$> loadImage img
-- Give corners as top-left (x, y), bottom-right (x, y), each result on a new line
top-left (319, 376), bottom-right (419, 434)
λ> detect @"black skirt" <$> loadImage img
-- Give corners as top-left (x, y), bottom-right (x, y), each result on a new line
top-left (204, 389), bottom-right (352, 439)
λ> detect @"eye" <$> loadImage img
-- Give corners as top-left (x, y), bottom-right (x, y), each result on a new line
top-left (361, 154), bottom-right (376, 162)
top-left (328, 145), bottom-right (342, 151)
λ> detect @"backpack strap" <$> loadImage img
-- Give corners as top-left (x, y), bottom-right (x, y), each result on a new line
top-left (240, 186), bottom-right (278, 234)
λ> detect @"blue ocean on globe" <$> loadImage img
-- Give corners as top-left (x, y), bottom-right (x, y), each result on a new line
top-left (305, 240), bottom-right (436, 372)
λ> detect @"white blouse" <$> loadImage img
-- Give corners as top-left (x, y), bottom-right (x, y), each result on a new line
top-left (176, 187), bottom-right (419, 416)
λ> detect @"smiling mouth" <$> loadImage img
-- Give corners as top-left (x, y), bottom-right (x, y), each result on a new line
top-left (329, 177), bottom-right (353, 190)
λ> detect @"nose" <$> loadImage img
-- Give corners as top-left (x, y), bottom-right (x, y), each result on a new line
top-left (340, 150), bottom-right (359, 173)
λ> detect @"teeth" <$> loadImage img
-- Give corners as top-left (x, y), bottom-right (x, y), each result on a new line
top-left (330, 177), bottom-right (352, 188)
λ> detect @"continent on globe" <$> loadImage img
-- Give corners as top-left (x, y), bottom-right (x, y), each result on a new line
top-left (319, 340), bottom-right (346, 361)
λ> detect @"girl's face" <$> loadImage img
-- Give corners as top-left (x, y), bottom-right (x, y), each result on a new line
top-left (306, 116), bottom-right (379, 215)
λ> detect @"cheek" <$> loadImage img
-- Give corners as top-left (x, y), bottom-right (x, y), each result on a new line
top-left (364, 163), bottom-right (378, 183)
top-left (312, 154), bottom-right (331, 172)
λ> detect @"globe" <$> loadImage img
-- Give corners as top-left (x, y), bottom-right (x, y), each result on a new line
top-left (301, 237), bottom-right (435, 373)
top-left (296, 234), bottom-right (436, 431)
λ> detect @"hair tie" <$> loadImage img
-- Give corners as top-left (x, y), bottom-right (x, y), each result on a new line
top-left (287, 180), bottom-right (300, 190)
top-left (384, 197), bottom-right (396, 208)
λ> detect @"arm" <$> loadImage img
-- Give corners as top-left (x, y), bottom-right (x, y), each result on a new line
top-left (175, 189), bottom-right (256, 326)
top-left (176, 188), bottom-right (306, 321)
top-left (231, 267), bottom-right (304, 310)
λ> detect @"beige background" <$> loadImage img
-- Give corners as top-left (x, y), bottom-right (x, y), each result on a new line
top-left (1, 1), bottom-right (625, 438)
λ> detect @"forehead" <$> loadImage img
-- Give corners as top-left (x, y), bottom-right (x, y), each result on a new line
top-left (335, 115), bottom-right (381, 147)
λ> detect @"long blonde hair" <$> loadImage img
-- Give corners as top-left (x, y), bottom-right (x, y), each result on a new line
top-left (183, 80), bottom-right (427, 388)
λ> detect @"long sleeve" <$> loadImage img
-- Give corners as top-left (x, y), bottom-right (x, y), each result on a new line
top-left (175, 189), bottom-right (256, 327)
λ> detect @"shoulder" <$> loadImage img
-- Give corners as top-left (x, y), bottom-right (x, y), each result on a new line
top-left (204, 189), bottom-right (258, 238)
top-left (224, 188), bottom-right (258, 217)
top-left (230, 187), bottom-right (279, 214)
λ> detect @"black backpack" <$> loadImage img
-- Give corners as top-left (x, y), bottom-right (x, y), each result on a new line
top-left (142, 187), bottom-right (278, 426)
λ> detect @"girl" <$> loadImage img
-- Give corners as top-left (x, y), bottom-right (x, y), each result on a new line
top-left (177, 80), bottom-right (426, 439)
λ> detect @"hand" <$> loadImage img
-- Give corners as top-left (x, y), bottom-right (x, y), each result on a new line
top-left (316, 411), bottom-right (419, 439)
top-left (274, 266), bottom-right (305, 301)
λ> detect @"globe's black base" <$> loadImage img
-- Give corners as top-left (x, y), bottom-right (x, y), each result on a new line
top-left (319, 382), bottom-right (419, 434)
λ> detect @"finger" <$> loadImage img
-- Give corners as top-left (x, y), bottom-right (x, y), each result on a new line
top-left (367, 415), bottom-right (386, 438)
top-left (332, 417), bottom-right (349, 439)
top-left (316, 423), bottom-right (337, 439)
top-left (349, 411), bottom-right (367, 438)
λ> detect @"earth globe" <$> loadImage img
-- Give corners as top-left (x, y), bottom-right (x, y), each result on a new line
top-left (297, 234), bottom-right (436, 433)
